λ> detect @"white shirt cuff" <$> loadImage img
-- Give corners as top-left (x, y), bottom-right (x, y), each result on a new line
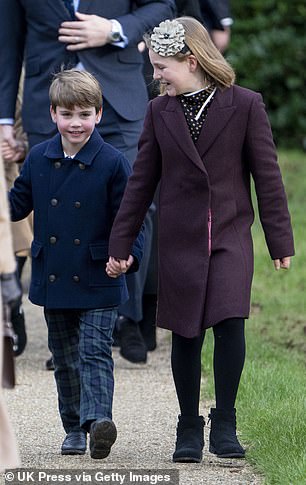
top-left (110, 19), bottom-right (128, 48)
top-left (220, 17), bottom-right (233, 27)
top-left (0, 118), bottom-right (14, 125)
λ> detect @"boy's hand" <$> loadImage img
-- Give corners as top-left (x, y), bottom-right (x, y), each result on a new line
top-left (106, 255), bottom-right (134, 278)
top-left (273, 256), bottom-right (291, 271)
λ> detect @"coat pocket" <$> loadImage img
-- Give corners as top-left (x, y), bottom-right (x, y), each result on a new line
top-left (89, 243), bottom-right (121, 287)
top-left (31, 240), bottom-right (44, 285)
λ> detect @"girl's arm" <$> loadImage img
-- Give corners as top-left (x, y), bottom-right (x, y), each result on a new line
top-left (244, 92), bottom-right (294, 262)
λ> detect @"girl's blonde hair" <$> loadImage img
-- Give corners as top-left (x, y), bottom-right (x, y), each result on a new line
top-left (49, 69), bottom-right (102, 112)
top-left (146, 16), bottom-right (235, 92)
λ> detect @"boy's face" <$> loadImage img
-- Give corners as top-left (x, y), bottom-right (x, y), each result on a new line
top-left (50, 105), bottom-right (102, 154)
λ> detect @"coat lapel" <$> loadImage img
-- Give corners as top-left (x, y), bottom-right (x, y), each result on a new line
top-left (160, 97), bottom-right (207, 174)
top-left (196, 87), bottom-right (236, 158)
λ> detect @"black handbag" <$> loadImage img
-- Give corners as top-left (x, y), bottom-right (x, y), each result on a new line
top-left (2, 303), bottom-right (16, 389)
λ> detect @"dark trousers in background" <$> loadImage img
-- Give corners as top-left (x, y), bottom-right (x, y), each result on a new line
top-left (44, 307), bottom-right (116, 433)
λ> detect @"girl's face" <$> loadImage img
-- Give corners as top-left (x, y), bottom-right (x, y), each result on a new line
top-left (50, 104), bottom-right (102, 155)
top-left (149, 50), bottom-right (205, 96)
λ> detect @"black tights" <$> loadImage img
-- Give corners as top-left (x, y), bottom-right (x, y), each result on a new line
top-left (171, 318), bottom-right (245, 416)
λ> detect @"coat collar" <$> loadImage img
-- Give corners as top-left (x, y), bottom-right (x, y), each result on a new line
top-left (44, 128), bottom-right (104, 165)
top-left (160, 87), bottom-right (237, 173)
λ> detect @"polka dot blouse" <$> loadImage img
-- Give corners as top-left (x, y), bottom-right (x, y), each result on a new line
top-left (178, 85), bottom-right (216, 143)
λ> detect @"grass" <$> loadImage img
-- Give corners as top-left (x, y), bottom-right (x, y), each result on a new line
top-left (201, 149), bottom-right (306, 484)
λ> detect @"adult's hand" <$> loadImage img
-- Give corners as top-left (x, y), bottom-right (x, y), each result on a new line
top-left (58, 12), bottom-right (112, 50)
top-left (211, 28), bottom-right (231, 53)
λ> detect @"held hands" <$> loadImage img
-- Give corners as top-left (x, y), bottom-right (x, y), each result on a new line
top-left (1, 139), bottom-right (27, 162)
top-left (0, 125), bottom-right (18, 161)
top-left (106, 255), bottom-right (134, 279)
top-left (273, 256), bottom-right (291, 271)
top-left (58, 12), bottom-right (112, 50)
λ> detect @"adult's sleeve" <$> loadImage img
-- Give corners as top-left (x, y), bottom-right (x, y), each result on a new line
top-left (0, 0), bottom-right (26, 119)
top-left (116, 0), bottom-right (176, 45)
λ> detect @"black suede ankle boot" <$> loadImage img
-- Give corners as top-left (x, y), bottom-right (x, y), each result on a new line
top-left (172, 415), bottom-right (204, 463)
top-left (208, 408), bottom-right (245, 458)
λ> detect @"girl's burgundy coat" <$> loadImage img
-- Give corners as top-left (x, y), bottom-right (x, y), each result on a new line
top-left (109, 85), bottom-right (294, 338)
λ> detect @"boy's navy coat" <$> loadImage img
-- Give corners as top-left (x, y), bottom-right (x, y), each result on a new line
top-left (109, 85), bottom-right (295, 338)
top-left (9, 129), bottom-right (143, 309)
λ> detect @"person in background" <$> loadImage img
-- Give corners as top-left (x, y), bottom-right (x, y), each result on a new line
top-left (0, 0), bottom-right (176, 367)
top-left (107, 17), bottom-right (294, 463)
top-left (1, 69), bottom-right (32, 357)
top-left (0, 149), bottom-right (20, 472)
top-left (9, 69), bottom-right (144, 459)
top-left (174, 0), bottom-right (233, 53)
top-left (199, 0), bottom-right (233, 53)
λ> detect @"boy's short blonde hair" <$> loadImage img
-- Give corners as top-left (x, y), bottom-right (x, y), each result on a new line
top-left (49, 69), bottom-right (102, 113)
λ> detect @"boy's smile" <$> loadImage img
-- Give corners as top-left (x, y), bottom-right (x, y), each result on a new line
top-left (50, 104), bottom-right (102, 156)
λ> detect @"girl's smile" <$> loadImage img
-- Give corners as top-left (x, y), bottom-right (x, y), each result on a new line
top-left (149, 49), bottom-right (207, 96)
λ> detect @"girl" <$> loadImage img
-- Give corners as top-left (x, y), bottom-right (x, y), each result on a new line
top-left (107, 17), bottom-right (294, 462)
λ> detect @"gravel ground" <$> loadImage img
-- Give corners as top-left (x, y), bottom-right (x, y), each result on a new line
top-left (2, 276), bottom-right (263, 485)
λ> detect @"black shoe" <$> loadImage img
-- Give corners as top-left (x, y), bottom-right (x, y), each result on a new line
top-left (11, 303), bottom-right (27, 357)
top-left (45, 356), bottom-right (55, 371)
top-left (208, 408), bottom-right (245, 458)
top-left (61, 430), bottom-right (87, 455)
top-left (173, 415), bottom-right (205, 463)
top-left (119, 317), bottom-right (147, 363)
top-left (90, 418), bottom-right (117, 459)
top-left (140, 294), bottom-right (157, 351)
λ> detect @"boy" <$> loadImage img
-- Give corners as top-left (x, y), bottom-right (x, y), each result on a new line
top-left (9, 70), bottom-right (143, 459)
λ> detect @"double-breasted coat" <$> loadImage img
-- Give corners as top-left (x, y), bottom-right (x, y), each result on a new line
top-left (9, 129), bottom-right (143, 310)
top-left (109, 85), bottom-right (295, 338)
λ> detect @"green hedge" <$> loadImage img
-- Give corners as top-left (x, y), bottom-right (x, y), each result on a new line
top-left (227, 1), bottom-right (306, 148)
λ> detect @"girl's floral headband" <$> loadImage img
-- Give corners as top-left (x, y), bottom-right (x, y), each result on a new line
top-left (150, 20), bottom-right (189, 57)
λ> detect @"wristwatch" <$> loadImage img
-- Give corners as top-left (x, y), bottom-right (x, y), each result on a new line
top-left (108, 20), bottom-right (122, 43)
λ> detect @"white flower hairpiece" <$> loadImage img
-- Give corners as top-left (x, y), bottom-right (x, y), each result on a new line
top-left (150, 20), bottom-right (186, 57)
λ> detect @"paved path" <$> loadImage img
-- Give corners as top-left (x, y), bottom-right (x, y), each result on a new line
top-left (2, 293), bottom-right (262, 485)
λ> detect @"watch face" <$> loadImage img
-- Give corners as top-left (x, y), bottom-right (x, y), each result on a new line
top-left (111, 30), bottom-right (121, 42)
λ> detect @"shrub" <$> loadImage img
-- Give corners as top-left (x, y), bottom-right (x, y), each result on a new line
top-left (228, 1), bottom-right (306, 148)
